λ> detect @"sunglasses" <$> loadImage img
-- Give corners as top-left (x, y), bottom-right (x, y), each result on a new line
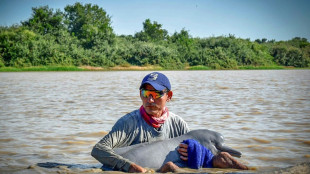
top-left (140, 89), bottom-right (167, 99)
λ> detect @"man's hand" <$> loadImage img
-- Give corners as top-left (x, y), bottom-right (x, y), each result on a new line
top-left (177, 143), bottom-right (188, 161)
top-left (128, 163), bottom-right (147, 173)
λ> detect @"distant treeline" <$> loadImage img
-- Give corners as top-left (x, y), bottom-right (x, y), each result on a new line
top-left (1, 3), bottom-right (309, 69)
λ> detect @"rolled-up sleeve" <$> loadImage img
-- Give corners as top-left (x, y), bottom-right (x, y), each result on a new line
top-left (91, 118), bottom-right (134, 172)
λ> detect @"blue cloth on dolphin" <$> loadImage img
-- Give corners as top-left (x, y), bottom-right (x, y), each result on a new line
top-left (182, 139), bottom-right (214, 169)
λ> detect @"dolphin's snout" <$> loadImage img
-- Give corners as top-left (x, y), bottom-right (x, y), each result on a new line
top-left (218, 145), bottom-right (242, 158)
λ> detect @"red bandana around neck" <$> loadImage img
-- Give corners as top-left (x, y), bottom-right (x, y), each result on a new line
top-left (139, 105), bottom-right (169, 128)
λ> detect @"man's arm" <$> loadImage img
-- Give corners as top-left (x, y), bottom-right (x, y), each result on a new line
top-left (92, 131), bottom-right (147, 172)
top-left (91, 114), bottom-right (148, 172)
top-left (91, 129), bottom-right (133, 171)
top-left (91, 112), bottom-right (149, 172)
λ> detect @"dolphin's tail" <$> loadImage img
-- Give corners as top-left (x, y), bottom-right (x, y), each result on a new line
top-left (217, 145), bottom-right (242, 158)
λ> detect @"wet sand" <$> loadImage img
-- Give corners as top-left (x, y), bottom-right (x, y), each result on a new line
top-left (0, 162), bottom-right (308, 174)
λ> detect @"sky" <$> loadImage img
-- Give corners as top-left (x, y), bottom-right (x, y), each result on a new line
top-left (0, 0), bottom-right (309, 41)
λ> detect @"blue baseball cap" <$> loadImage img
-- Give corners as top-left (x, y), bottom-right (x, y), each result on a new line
top-left (139, 72), bottom-right (171, 91)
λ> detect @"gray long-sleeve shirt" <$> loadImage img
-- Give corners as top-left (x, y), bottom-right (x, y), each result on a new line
top-left (91, 109), bottom-right (189, 172)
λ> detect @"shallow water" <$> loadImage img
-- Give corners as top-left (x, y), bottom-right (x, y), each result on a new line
top-left (0, 70), bottom-right (310, 173)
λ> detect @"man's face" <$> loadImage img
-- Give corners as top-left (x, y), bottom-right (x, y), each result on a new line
top-left (140, 84), bottom-right (172, 117)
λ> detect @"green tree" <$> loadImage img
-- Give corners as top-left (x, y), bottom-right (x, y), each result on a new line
top-left (64, 2), bottom-right (115, 49)
top-left (169, 29), bottom-right (193, 63)
top-left (286, 47), bottom-right (309, 67)
top-left (170, 29), bottom-right (192, 47)
top-left (272, 45), bottom-right (288, 65)
top-left (0, 27), bottom-right (34, 67)
top-left (288, 37), bottom-right (309, 48)
top-left (255, 39), bottom-right (262, 44)
top-left (135, 19), bottom-right (168, 42)
top-left (22, 6), bottom-right (64, 35)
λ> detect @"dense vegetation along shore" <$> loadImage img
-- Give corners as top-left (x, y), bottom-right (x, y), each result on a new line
top-left (1, 65), bottom-right (306, 72)
top-left (1, 3), bottom-right (309, 70)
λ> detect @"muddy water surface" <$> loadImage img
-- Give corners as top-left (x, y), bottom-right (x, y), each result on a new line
top-left (0, 70), bottom-right (310, 173)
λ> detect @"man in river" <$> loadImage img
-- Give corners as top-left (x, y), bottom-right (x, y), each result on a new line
top-left (91, 72), bottom-right (248, 173)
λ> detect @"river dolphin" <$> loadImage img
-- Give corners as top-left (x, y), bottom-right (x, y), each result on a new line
top-left (113, 129), bottom-right (242, 169)
top-left (37, 129), bottom-right (242, 170)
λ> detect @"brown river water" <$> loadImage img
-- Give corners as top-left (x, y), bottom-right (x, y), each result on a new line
top-left (0, 70), bottom-right (309, 173)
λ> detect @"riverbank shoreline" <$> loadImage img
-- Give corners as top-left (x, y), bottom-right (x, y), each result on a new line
top-left (0, 65), bottom-right (307, 72)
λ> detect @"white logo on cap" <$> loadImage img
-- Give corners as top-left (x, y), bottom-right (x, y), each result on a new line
top-left (148, 73), bottom-right (158, 81)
